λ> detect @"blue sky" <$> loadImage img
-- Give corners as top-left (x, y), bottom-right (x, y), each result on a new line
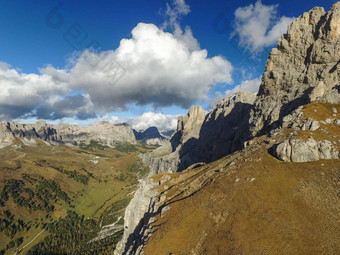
top-left (0, 0), bottom-right (336, 130)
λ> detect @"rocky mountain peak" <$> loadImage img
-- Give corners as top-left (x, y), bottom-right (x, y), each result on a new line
top-left (250, 2), bottom-right (340, 136)
top-left (175, 105), bottom-right (206, 143)
top-left (141, 126), bottom-right (161, 137)
top-left (133, 126), bottom-right (168, 146)
top-left (140, 92), bottom-right (257, 173)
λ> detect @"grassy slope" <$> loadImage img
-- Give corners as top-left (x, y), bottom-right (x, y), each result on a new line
top-left (143, 103), bottom-right (340, 254)
top-left (0, 141), bottom-right (151, 254)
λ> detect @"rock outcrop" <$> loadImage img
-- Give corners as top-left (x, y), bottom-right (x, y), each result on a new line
top-left (172, 105), bottom-right (207, 146)
top-left (114, 178), bottom-right (160, 255)
top-left (0, 120), bottom-right (136, 148)
top-left (139, 149), bottom-right (179, 175)
top-left (184, 91), bottom-right (255, 166)
top-left (250, 3), bottom-right (340, 136)
top-left (272, 138), bottom-right (339, 162)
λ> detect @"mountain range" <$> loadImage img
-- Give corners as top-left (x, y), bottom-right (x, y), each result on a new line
top-left (0, 120), bottom-right (174, 149)
top-left (0, 2), bottom-right (339, 254)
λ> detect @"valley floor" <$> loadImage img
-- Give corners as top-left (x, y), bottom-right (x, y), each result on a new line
top-left (0, 140), bottom-right (153, 254)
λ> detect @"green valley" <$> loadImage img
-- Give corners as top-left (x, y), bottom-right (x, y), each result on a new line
top-left (0, 140), bottom-right (152, 254)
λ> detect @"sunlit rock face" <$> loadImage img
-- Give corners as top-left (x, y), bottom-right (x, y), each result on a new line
top-left (250, 3), bottom-right (340, 136)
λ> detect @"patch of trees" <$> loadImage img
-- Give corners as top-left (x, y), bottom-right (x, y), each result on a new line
top-left (0, 210), bottom-right (27, 238)
top-left (5, 237), bottom-right (23, 250)
top-left (0, 176), bottom-right (71, 213)
top-left (27, 210), bottom-right (122, 254)
top-left (80, 140), bottom-right (108, 151)
top-left (81, 167), bottom-right (94, 178)
top-left (0, 227), bottom-right (25, 254)
top-left (100, 198), bottom-right (130, 226)
top-left (51, 166), bottom-right (90, 184)
top-left (114, 142), bottom-right (138, 153)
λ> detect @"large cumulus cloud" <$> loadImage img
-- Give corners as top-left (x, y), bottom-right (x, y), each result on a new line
top-left (0, 62), bottom-right (71, 119)
top-left (0, 22), bottom-right (233, 121)
top-left (65, 23), bottom-right (233, 109)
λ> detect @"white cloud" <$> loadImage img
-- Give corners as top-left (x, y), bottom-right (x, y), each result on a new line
top-left (0, 62), bottom-right (74, 119)
top-left (0, 0), bottom-right (234, 122)
top-left (35, 94), bottom-right (96, 120)
top-left (0, 22), bottom-right (232, 120)
top-left (173, 24), bottom-right (200, 51)
top-left (161, 0), bottom-right (199, 51)
top-left (47, 22), bottom-right (233, 110)
top-left (232, 1), bottom-right (295, 52)
top-left (225, 77), bottom-right (261, 96)
top-left (111, 112), bottom-right (179, 131)
top-left (163, 0), bottom-right (190, 29)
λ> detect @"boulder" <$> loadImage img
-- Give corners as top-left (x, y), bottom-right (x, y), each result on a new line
top-left (271, 138), bottom-right (339, 162)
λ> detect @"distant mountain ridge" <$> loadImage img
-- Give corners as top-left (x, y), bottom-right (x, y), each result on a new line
top-left (159, 129), bottom-right (175, 138)
top-left (0, 120), bottom-right (137, 148)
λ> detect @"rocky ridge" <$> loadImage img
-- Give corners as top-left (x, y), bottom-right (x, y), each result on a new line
top-left (0, 120), bottom-right (137, 148)
top-left (114, 178), bottom-right (160, 255)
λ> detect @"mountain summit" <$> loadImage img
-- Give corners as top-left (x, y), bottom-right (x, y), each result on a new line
top-left (250, 2), bottom-right (340, 136)
top-left (133, 127), bottom-right (168, 146)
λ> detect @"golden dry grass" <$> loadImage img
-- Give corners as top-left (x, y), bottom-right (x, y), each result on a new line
top-left (143, 103), bottom-right (340, 255)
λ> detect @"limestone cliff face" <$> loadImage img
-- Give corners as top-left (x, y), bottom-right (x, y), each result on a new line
top-left (191, 91), bottom-right (256, 164)
top-left (114, 178), bottom-right (160, 255)
top-left (139, 105), bottom-right (206, 174)
top-left (0, 120), bottom-right (136, 148)
top-left (141, 92), bottom-right (256, 173)
top-left (250, 3), bottom-right (340, 136)
top-left (174, 105), bottom-right (207, 144)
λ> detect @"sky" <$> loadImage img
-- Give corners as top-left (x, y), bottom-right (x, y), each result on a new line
top-left (0, 0), bottom-right (336, 130)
